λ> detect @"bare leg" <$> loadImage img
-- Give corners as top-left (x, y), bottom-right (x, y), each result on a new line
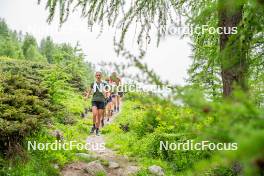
top-left (108, 102), bottom-right (112, 118)
top-left (96, 109), bottom-right (104, 128)
top-left (90, 106), bottom-right (98, 134)
top-left (105, 103), bottom-right (109, 120)
top-left (92, 106), bottom-right (98, 124)
top-left (112, 96), bottom-right (116, 111)
top-left (101, 108), bottom-right (105, 127)
top-left (116, 95), bottom-right (120, 111)
top-left (109, 101), bottom-right (113, 117)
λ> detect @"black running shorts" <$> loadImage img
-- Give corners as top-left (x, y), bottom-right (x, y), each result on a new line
top-left (92, 101), bottom-right (105, 109)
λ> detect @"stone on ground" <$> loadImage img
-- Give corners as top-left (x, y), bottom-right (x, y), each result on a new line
top-left (76, 153), bottom-right (98, 160)
top-left (61, 162), bottom-right (91, 176)
top-left (125, 166), bottom-right (140, 175)
top-left (108, 161), bottom-right (120, 169)
top-left (148, 165), bottom-right (165, 176)
top-left (51, 129), bottom-right (64, 140)
top-left (84, 160), bottom-right (106, 176)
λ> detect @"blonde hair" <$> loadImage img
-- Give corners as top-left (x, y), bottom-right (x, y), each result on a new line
top-left (95, 71), bottom-right (102, 75)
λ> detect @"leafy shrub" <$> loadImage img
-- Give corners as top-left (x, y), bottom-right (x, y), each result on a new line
top-left (0, 58), bottom-right (54, 156)
top-left (105, 92), bottom-right (264, 175)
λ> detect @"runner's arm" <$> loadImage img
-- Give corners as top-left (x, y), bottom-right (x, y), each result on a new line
top-left (84, 87), bottom-right (92, 100)
top-left (84, 85), bottom-right (92, 100)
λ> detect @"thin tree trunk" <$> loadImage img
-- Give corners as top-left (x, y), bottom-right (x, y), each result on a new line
top-left (218, 1), bottom-right (247, 97)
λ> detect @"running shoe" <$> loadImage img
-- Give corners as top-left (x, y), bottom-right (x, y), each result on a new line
top-left (96, 128), bottom-right (100, 136)
top-left (90, 125), bottom-right (95, 134)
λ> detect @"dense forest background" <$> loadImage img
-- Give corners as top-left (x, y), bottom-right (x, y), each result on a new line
top-left (0, 18), bottom-right (96, 175)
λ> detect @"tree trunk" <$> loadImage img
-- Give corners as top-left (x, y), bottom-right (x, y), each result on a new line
top-left (218, 1), bottom-right (247, 97)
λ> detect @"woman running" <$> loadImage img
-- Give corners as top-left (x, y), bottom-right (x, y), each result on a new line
top-left (110, 72), bottom-right (122, 112)
top-left (104, 79), bottom-right (113, 122)
top-left (85, 71), bottom-right (107, 136)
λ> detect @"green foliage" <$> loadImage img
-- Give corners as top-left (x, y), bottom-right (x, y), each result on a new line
top-left (40, 0), bottom-right (264, 97)
top-left (0, 19), bottom-right (24, 59)
top-left (40, 41), bottom-right (94, 91)
top-left (96, 171), bottom-right (106, 176)
top-left (22, 34), bottom-right (38, 55)
top-left (0, 19), bottom-right (9, 37)
top-left (1, 1), bottom-right (263, 175)
top-left (22, 34), bottom-right (46, 62)
top-left (42, 62), bottom-right (91, 113)
top-left (0, 55), bottom-right (93, 175)
top-left (104, 92), bottom-right (264, 175)
top-left (0, 22), bottom-right (93, 171)
top-left (40, 36), bottom-right (55, 63)
top-left (187, 0), bottom-right (264, 98)
top-left (0, 57), bottom-right (54, 155)
top-left (0, 17), bottom-right (95, 176)
top-left (0, 123), bottom-right (91, 176)
top-left (0, 37), bottom-right (23, 59)
top-left (24, 45), bottom-right (46, 62)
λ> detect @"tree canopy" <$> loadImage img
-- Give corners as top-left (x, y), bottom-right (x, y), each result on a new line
top-left (39, 0), bottom-right (264, 98)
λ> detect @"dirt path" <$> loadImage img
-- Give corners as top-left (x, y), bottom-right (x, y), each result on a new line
top-left (61, 109), bottom-right (140, 176)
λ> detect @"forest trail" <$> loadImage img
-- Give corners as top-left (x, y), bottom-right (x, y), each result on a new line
top-left (61, 106), bottom-right (140, 176)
